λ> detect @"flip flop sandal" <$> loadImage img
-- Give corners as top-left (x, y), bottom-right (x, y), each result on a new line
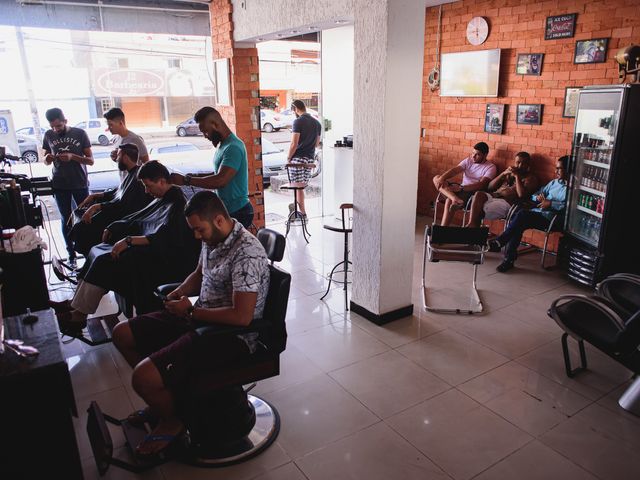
top-left (136, 431), bottom-right (184, 458)
top-left (125, 409), bottom-right (158, 427)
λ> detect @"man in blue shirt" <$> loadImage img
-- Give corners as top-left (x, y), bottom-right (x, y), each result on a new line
top-left (488, 156), bottom-right (569, 272)
top-left (170, 107), bottom-right (253, 228)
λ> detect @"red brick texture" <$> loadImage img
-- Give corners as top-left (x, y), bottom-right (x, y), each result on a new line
top-left (210, 0), bottom-right (264, 229)
top-left (418, 0), bottom-right (640, 219)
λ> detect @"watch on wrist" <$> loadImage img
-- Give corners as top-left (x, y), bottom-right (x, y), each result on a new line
top-left (184, 174), bottom-right (192, 186)
top-left (125, 236), bottom-right (132, 247)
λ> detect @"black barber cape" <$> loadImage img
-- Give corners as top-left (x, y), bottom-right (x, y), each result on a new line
top-left (71, 166), bottom-right (152, 255)
top-left (79, 186), bottom-right (201, 314)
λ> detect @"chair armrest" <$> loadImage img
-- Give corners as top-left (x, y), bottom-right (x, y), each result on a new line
top-left (195, 318), bottom-right (270, 338)
top-left (546, 213), bottom-right (560, 233)
top-left (156, 283), bottom-right (181, 296)
top-left (596, 273), bottom-right (640, 296)
top-left (548, 294), bottom-right (626, 331)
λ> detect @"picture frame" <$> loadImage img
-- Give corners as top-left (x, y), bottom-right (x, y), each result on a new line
top-left (563, 87), bottom-right (582, 118)
top-left (574, 38), bottom-right (609, 64)
top-left (545, 13), bottom-right (577, 40)
top-left (516, 104), bottom-right (543, 125)
top-left (484, 103), bottom-right (505, 134)
top-left (516, 53), bottom-right (544, 75)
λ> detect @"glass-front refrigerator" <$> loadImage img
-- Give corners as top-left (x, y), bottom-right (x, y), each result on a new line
top-left (564, 84), bottom-right (640, 286)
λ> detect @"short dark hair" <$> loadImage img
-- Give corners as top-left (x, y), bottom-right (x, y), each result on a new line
top-left (184, 190), bottom-right (229, 220)
top-left (515, 151), bottom-right (531, 163)
top-left (137, 160), bottom-right (170, 182)
top-left (104, 107), bottom-right (125, 121)
top-left (558, 155), bottom-right (569, 170)
top-left (118, 143), bottom-right (139, 162)
top-left (194, 106), bottom-right (218, 123)
top-left (45, 108), bottom-right (64, 122)
top-left (473, 142), bottom-right (489, 155)
top-left (291, 99), bottom-right (306, 111)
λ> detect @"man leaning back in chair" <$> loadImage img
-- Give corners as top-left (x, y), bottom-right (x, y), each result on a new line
top-left (112, 191), bottom-right (270, 457)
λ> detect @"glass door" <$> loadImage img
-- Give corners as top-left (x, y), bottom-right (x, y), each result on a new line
top-left (567, 90), bottom-right (622, 247)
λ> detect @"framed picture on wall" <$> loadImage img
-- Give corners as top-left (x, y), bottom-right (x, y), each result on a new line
top-left (516, 53), bottom-right (544, 75)
top-left (545, 13), bottom-right (577, 40)
top-left (574, 38), bottom-right (609, 64)
top-left (484, 103), bottom-right (505, 134)
top-left (516, 104), bottom-right (543, 125)
top-left (563, 87), bottom-right (582, 118)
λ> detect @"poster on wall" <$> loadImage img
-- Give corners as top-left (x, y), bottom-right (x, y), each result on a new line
top-left (563, 87), bottom-right (582, 118)
top-left (516, 104), bottom-right (543, 125)
top-left (574, 38), bottom-right (609, 64)
top-left (516, 53), bottom-right (544, 75)
top-left (545, 13), bottom-right (577, 40)
top-left (484, 104), bottom-right (505, 134)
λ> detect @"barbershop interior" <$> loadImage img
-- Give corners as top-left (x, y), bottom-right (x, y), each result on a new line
top-left (1, 0), bottom-right (640, 479)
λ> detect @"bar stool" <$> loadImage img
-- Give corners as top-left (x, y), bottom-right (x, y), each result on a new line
top-left (320, 203), bottom-right (353, 311)
top-left (280, 162), bottom-right (316, 243)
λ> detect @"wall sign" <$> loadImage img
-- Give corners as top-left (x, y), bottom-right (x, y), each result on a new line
top-left (545, 13), bottom-right (577, 40)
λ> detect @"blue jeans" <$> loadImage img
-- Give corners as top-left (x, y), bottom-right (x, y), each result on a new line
top-left (54, 187), bottom-right (89, 258)
top-left (496, 209), bottom-right (551, 263)
top-left (230, 202), bottom-right (254, 229)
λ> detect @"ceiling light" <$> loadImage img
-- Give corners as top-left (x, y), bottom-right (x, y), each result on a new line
top-left (291, 30), bottom-right (299, 34)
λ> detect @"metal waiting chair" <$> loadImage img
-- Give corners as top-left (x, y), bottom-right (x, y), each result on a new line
top-left (422, 225), bottom-right (489, 314)
top-left (548, 273), bottom-right (640, 416)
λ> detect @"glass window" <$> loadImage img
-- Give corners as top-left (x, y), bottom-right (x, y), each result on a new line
top-left (89, 121), bottom-right (101, 128)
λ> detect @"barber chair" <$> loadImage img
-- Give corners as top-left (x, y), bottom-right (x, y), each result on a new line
top-left (86, 229), bottom-right (291, 473)
top-left (548, 273), bottom-right (640, 416)
top-left (422, 225), bottom-right (489, 314)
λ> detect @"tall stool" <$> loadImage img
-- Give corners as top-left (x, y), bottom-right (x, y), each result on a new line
top-left (320, 203), bottom-right (353, 311)
top-left (280, 162), bottom-right (315, 243)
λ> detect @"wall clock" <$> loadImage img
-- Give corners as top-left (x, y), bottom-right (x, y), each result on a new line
top-left (467, 16), bottom-right (489, 45)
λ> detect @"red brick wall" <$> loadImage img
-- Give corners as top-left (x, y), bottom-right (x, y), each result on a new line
top-left (210, 0), bottom-right (264, 228)
top-left (418, 0), bottom-right (640, 215)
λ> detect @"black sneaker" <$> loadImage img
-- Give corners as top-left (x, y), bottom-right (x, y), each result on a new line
top-left (488, 239), bottom-right (502, 253)
top-left (496, 260), bottom-right (514, 273)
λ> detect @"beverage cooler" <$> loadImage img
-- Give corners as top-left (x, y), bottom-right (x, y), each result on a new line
top-left (563, 84), bottom-right (640, 286)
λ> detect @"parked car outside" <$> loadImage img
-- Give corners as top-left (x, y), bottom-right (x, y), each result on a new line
top-left (261, 138), bottom-right (287, 184)
top-left (16, 126), bottom-right (47, 139)
top-left (175, 117), bottom-right (201, 137)
top-left (74, 118), bottom-right (114, 146)
top-left (17, 135), bottom-right (39, 163)
top-left (278, 108), bottom-right (320, 129)
top-left (260, 110), bottom-right (286, 133)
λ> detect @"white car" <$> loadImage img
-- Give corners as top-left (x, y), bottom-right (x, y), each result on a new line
top-left (260, 110), bottom-right (286, 133)
top-left (74, 118), bottom-right (114, 146)
top-left (278, 108), bottom-right (320, 129)
top-left (148, 142), bottom-right (212, 175)
top-left (261, 138), bottom-right (288, 184)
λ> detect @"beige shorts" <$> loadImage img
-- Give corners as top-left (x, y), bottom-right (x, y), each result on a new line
top-left (483, 196), bottom-right (511, 220)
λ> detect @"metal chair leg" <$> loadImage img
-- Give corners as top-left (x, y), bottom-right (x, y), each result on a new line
top-left (561, 333), bottom-right (588, 378)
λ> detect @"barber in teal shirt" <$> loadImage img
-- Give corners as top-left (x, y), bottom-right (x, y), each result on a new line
top-left (170, 106), bottom-right (253, 228)
top-left (488, 156), bottom-right (569, 272)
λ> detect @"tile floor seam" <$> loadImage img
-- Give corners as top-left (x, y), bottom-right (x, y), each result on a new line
top-left (467, 437), bottom-right (538, 480)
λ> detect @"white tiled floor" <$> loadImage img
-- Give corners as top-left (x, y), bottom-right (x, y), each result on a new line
top-left (55, 215), bottom-right (640, 480)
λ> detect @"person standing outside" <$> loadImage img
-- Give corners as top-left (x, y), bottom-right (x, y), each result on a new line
top-left (432, 142), bottom-right (497, 226)
top-left (42, 107), bottom-right (94, 268)
top-left (104, 107), bottom-right (150, 165)
top-left (287, 100), bottom-right (322, 218)
top-left (170, 106), bottom-right (254, 228)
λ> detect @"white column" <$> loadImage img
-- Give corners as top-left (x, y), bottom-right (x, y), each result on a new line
top-left (351, 0), bottom-right (425, 321)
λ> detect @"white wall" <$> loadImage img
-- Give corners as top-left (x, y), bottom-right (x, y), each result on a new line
top-left (231, 0), bottom-right (353, 42)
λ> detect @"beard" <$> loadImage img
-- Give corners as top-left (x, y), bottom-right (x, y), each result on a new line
top-left (209, 130), bottom-right (223, 147)
top-left (117, 160), bottom-right (128, 171)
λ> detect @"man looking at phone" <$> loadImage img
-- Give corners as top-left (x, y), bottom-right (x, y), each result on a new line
top-left (42, 107), bottom-right (94, 269)
top-left (112, 191), bottom-right (269, 457)
top-left (432, 142), bottom-right (497, 226)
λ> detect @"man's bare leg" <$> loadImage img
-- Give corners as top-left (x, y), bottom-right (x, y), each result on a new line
top-left (466, 192), bottom-right (489, 227)
top-left (440, 188), bottom-right (463, 226)
top-left (112, 322), bottom-right (143, 368)
top-left (132, 359), bottom-right (184, 455)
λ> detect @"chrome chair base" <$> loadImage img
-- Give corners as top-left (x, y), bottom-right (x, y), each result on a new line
top-left (619, 376), bottom-right (640, 417)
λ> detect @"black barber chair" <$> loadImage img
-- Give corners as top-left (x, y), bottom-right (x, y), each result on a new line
top-left (548, 273), bottom-right (640, 417)
top-left (86, 229), bottom-right (291, 473)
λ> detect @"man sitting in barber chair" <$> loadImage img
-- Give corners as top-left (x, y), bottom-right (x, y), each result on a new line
top-left (54, 160), bottom-right (201, 331)
top-left (111, 191), bottom-right (270, 456)
top-left (70, 143), bottom-right (152, 256)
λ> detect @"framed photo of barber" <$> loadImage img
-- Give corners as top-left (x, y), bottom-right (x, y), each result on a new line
top-left (516, 104), bottom-right (543, 125)
top-left (484, 103), bottom-right (505, 134)
top-left (563, 87), bottom-right (582, 118)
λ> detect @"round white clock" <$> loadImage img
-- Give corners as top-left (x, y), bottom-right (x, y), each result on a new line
top-left (466, 16), bottom-right (489, 45)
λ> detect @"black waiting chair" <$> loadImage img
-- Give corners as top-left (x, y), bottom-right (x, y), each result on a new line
top-left (320, 203), bottom-right (353, 311)
top-left (86, 229), bottom-right (291, 473)
top-left (422, 225), bottom-right (489, 314)
top-left (548, 273), bottom-right (640, 417)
